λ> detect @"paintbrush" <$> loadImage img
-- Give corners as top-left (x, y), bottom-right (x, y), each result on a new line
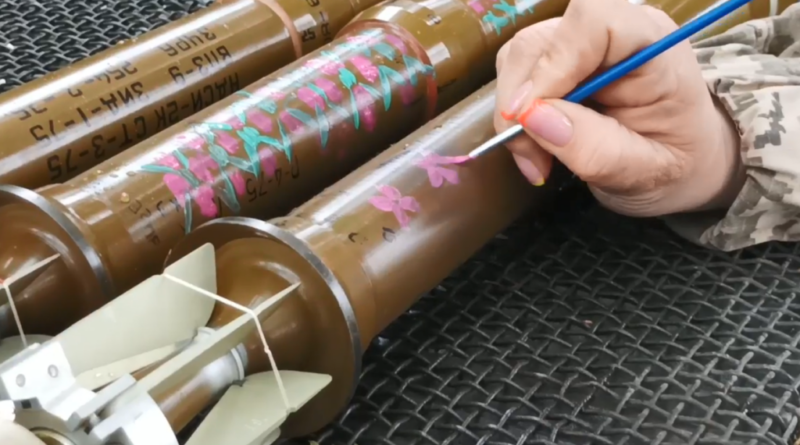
top-left (467, 0), bottom-right (754, 159)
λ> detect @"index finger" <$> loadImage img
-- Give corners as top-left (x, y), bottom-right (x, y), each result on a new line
top-left (494, 18), bottom-right (560, 127)
top-left (521, 0), bottom-right (673, 108)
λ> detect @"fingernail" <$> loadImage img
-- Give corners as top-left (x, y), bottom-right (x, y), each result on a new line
top-left (518, 99), bottom-right (573, 147)
top-left (513, 154), bottom-right (545, 186)
top-left (501, 81), bottom-right (533, 120)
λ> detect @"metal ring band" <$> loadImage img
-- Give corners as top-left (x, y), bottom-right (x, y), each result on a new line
top-left (0, 185), bottom-right (115, 300)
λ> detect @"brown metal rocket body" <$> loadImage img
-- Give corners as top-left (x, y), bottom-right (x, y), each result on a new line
top-left (0, 0), bottom-right (380, 189)
top-left (0, 0), bottom-right (568, 337)
top-left (164, 79), bottom-right (550, 437)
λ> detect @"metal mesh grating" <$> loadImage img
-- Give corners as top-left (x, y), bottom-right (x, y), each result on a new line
top-left (2, 2), bottom-right (800, 444)
top-left (0, 0), bottom-right (213, 92)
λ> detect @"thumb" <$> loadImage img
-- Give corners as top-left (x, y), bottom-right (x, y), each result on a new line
top-left (518, 98), bottom-right (676, 193)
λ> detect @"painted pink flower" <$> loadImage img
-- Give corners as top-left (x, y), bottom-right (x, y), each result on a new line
top-left (158, 154), bottom-right (181, 170)
top-left (223, 116), bottom-right (245, 130)
top-left (280, 111), bottom-right (304, 134)
top-left (416, 153), bottom-right (469, 188)
top-left (400, 84), bottom-right (416, 106)
top-left (384, 34), bottom-right (407, 53)
top-left (192, 186), bottom-right (218, 218)
top-left (215, 131), bottom-right (239, 154)
top-left (230, 170), bottom-right (246, 196)
top-left (247, 109), bottom-right (272, 133)
top-left (353, 85), bottom-right (377, 132)
top-left (176, 133), bottom-right (205, 150)
top-left (368, 185), bottom-right (420, 228)
top-left (304, 57), bottom-right (344, 76)
top-left (259, 149), bottom-right (278, 178)
top-left (468, 0), bottom-right (485, 13)
top-left (315, 78), bottom-right (343, 103)
top-left (297, 87), bottom-right (325, 110)
top-left (158, 155), bottom-right (218, 218)
top-left (188, 152), bottom-right (217, 183)
top-left (350, 56), bottom-right (379, 83)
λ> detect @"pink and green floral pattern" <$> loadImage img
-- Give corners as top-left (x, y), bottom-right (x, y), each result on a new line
top-left (141, 29), bottom-right (435, 234)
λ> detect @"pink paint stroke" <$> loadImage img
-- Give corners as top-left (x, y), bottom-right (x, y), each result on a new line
top-left (258, 148), bottom-right (278, 178)
top-left (368, 185), bottom-right (420, 228)
top-left (469, 1), bottom-right (485, 13)
top-left (353, 85), bottom-right (377, 132)
top-left (315, 78), bottom-right (343, 103)
top-left (415, 154), bottom-right (471, 188)
top-left (351, 56), bottom-right (379, 83)
top-left (158, 154), bottom-right (218, 218)
top-left (304, 57), bottom-right (344, 76)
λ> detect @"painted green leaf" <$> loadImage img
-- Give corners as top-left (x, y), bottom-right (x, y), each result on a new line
top-left (229, 102), bottom-right (249, 125)
top-left (173, 149), bottom-right (191, 170)
top-left (493, 1), bottom-right (518, 25)
top-left (207, 144), bottom-right (231, 167)
top-left (141, 164), bottom-right (179, 175)
top-left (237, 130), bottom-right (261, 178)
top-left (482, 13), bottom-right (508, 35)
top-left (239, 127), bottom-right (284, 153)
top-left (348, 89), bottom-right (360, 130)
top-left (287, 108), bottom-right (314, 126)
top-left (403, 55), bottom-right (422, 86)
top-left (217, 172), bottom-right (241, 213)
top-left (203, 122), bottom-right (234, 132)
top-left (183, 193), bottom-right (193, 234)
top-left (339, 68), bottom-right (358, 89)
top-left (361, 84), bottom-right (381, 100)
top-left (314, 104), bottom-right (329, 149)
top-left (256, 99), bottom-right (278, 114)
top-left (307, 83), bottom-right (329, 102)
top-left (373, 42), bottom-right (396, 60)
top-left (177, 169), bottom-right (201, 188)
top-left (278, 121), bottom-right (294, 162)
top-left (192, 125), bottom-right (217, 144)
top-left (308, 83), bottom-right (347, 118)
top-left (377, 66), bottom-right (406, 110)
top-left (228, 156), bottom-right (255, 174)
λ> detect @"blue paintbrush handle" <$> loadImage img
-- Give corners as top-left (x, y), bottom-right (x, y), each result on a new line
top-left (566, 0), bottom-right (752, 102)
top-left (468, 0), bottom-right (754, 159)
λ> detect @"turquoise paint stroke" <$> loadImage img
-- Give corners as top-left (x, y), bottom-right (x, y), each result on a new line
top-left (481, 0), bottom-right (534, 35)
top-left (140, 29), bottom-right (435, 233)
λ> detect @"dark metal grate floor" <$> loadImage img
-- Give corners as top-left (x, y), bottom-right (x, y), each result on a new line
top-left (3, 1), bottom-right (800, 444)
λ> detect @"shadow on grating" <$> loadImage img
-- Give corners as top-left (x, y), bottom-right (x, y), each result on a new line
top-left (2, 2), bottom-right (800, 445)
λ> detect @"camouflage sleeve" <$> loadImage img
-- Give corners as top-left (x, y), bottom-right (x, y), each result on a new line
top-left (665, 5), bottom-right (800, 251)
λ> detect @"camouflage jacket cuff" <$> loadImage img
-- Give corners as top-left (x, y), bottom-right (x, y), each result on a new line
top-left (674, 6), bottom-right (800, 251)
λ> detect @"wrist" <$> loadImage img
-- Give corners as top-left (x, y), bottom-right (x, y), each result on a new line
top-left (693, 96), bottom-right (745, 212)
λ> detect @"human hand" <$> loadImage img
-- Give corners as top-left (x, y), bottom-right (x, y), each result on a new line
top-left (493, 0), bottom-right (743, 217)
